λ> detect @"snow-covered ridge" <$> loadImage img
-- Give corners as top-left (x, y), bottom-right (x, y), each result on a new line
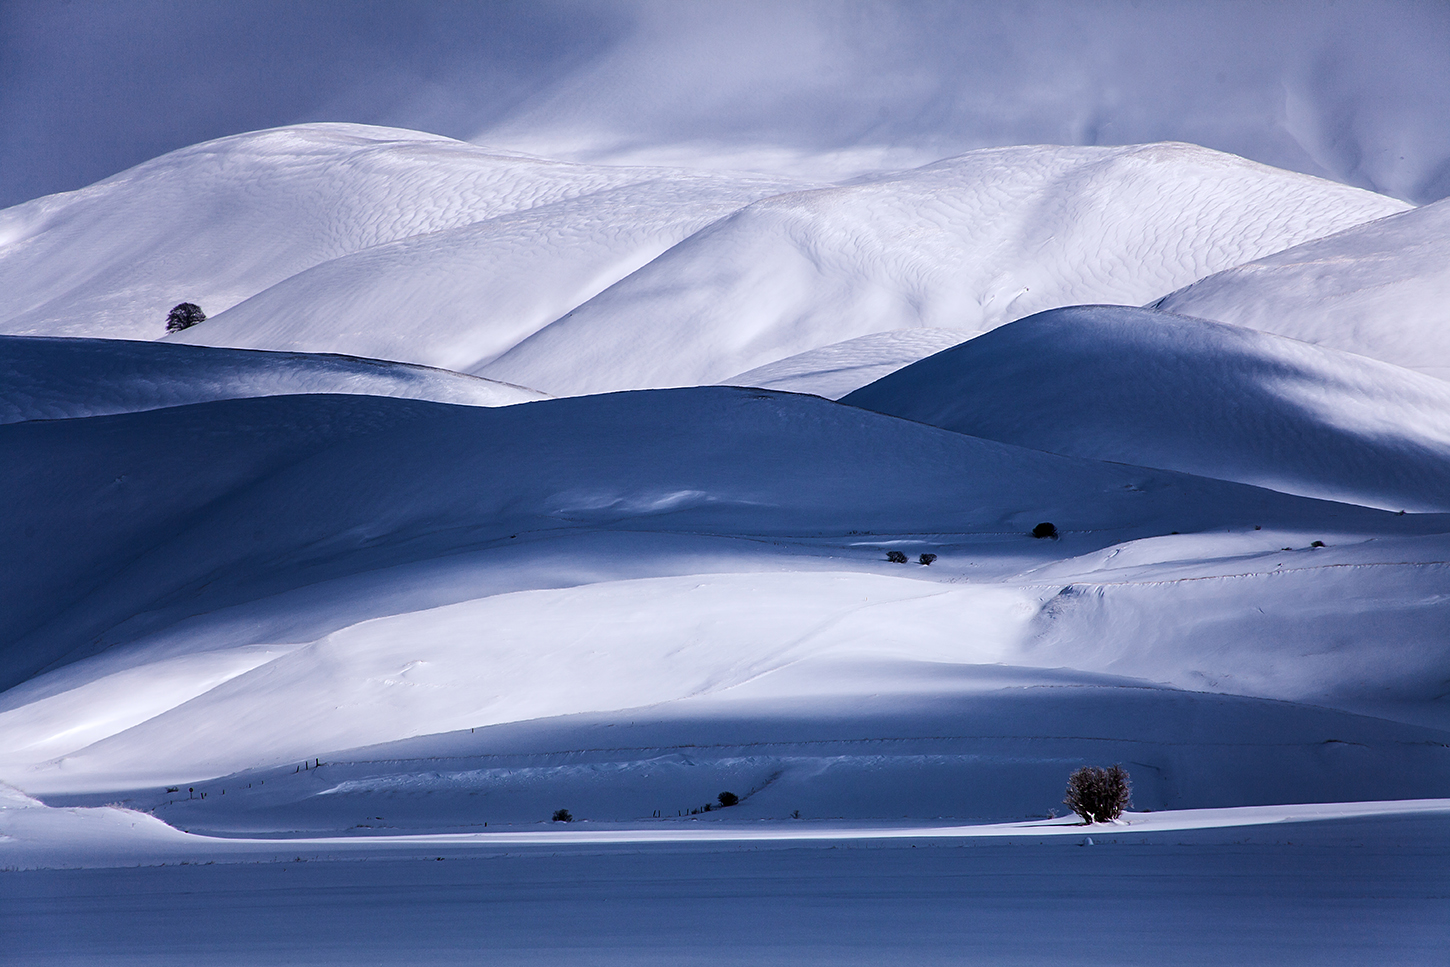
top-left (0, 335), bottom-right (546, 424)
top-left (0, 126), bottom-right (1406, 394)
top-left (1153, 196), bottom-right (1450, 380)
top-left (476, 142), bottom-right (1408, 395)
top-left (0, 123), bottom-right (805, 345)
top-left (843, 305), bottom-right (1450, 512)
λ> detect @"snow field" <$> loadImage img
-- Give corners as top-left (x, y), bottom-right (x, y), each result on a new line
top-left (0, 335), bottom-right (545, 424)
top-left (0, 126), bottom-right (1409, 398)
top-left (843, 305), bottom-right (1450, 512)
top-left (1155, 196), bottom-right (1450, 379)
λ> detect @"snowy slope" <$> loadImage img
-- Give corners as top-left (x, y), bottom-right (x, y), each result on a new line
top-left (0, 335), bottom-right (544, 424)
top-left (0, 130), bottom-right (1404, 390)
top-left (0, 123), bottom-right (801, 344)
top-left (3, 387), bottom-right (1446, 798)
top-left (478, 143), bottom-right (1405, 395)
top-left (724, 329), bottom-right (974, 399)
top-left (843, 306), bottom-right (1450, 512)
top-left (1153, 197), bottom-right (1450, 380)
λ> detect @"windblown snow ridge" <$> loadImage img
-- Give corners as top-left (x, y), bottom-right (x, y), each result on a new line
top-left (842, 305), bottom-right (1450, 512)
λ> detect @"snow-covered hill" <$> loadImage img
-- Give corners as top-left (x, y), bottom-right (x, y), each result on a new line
top-left (1154, 197), bottom-right (1450, 380)
top-left (2, 124), bottom-right (1448, 860)
top-left (476, 143), bottom-right (1406, 394)
top-left (0, 128), bottom-right (1406, 392)
top-left (0, 335), bottom-right (544, 424)
top-left (0, 124), bottom-right (801, 348)
top-left (842, 305), bottom-right (1450, 512)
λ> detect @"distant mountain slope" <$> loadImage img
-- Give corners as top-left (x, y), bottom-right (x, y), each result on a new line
top-left (173, 175), bottom-right (794, 372)
top-left (1153, 197), bottom-right (1450, 380)
top-left (479, 143), bottom-right (1406, 395)
top-left (0, 336), bottom-right (545, 424)
top-left (842, 305), bottom-right (1450, 512)
top-left (0, 123), bottom-right (799, 343)
top-left (0, 129), bottom-right (1405, 391)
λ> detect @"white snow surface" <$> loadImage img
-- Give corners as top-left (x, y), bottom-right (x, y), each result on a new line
top-left (476, 143), bottom-right (1406, 395)
top-left (0, 127), bottom-right (1406, 392)
top-left (0, 335), bottom-right (545, 424)
top-left (1153, 196), bottom-right (1450, 380)
top-left (3, 128), bottom-right (1449, 908)
top-left (724, 328), bottom-right (975, 399)
top-left (843, 305), bottom-right (1450, 512)
top-left (0, 123), bottom-right (803, 350)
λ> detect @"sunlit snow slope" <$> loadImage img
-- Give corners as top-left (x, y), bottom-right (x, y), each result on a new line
top-left (477, 143), bottom-right (1406, 394)
top-left (1154, 197), bottom-right (1450, 380)
top-left (0, 127), bottom-right (1405, 391)
top-left (0, 335), bottom-right (544, 424)
top-left (842, 305), bottom-right (1450, 512)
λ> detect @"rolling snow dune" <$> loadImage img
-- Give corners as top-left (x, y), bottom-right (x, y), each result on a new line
top-left (1153, 197), bottom-right (1450, 380)
top-left (27, 666), bottom-right (1450, 825)
top-left (0, 123), bottom-right (802, 343)
top-left (724, 328), bottom-right (975, 399)
top-left (842, 305), bottom-right (1450, 512)
top-left (170, 169), bottom-right (803, 372)
top-left (478, 143), bottom-right (1406, 395)
top-left (2, 387), bottom-right (1447, 796)
top-left (0, 129), bottom-right (1406, 390)
top-left (6, 386), bottom-right (1402, 693)
top-left (0, 335), bottom-right (545, 424)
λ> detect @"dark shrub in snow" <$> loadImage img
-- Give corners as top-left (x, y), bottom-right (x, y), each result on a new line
top-left (1032, 522), bottom-right (1059, 539)
top-left (1064, 765), bottom-right (1131, 823)
top-left (886, 550), bottom-right (909, 563)
top-left (918, 553), bottom-right (937, 565)
top-left (551, 808), bottom-right (573, 823)
top-left (717, 791), bottom-right (739, 807)
top-left (166, 302), bottom-right (206, 333)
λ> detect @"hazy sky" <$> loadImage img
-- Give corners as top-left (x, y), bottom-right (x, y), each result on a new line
top-left (3, 0), bottom-right (1448, 209)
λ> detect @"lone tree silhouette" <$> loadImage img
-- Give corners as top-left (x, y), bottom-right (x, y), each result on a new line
top-left (1064, 765), bottom-right (1131, 823)
top-left (166, 302), bottom-right (206, 333)
top-left (551, 808), bottom-right (573, 823)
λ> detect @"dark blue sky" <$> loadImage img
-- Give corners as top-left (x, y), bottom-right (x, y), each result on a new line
top-left (3, 0), bottom-right (1448, 209)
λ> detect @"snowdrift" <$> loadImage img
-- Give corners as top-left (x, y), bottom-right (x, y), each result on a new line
top-left (1154, 198), bottom-right (1450, 380)
top-left (0, 335), bottom-right (545, 424)
top-left (842, 305), bottom-right (1450, 512)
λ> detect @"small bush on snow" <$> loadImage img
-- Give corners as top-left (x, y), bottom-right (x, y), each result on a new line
top-left (551, 808), bottom-right (573, 823)
top-left (886, 550), bottom-right (908, 563)
top-left (165, 302), bottom-right (206, 333)
top-left (1064, 765), bottom-right (1131, 823)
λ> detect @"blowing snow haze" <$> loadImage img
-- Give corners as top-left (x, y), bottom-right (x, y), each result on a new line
top-left (2, 0), bottom-right (1450, 209)
top-left (3, 4), bottom-right (1450, 964)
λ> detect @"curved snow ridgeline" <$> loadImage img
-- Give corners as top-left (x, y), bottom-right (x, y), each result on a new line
top-left (0, 126), bottom-right (1405, 393)
top-left (842, 305), bottom-right (1450, 512)
top-left (1153, 196), bottom-right (1450, 380)
top-left (0, 335), bottom-right (546, 424)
